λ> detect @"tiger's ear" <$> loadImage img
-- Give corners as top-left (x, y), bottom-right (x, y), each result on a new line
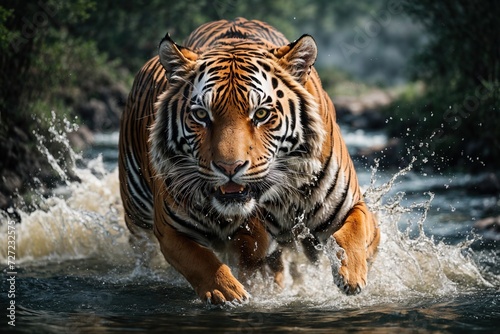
top-left (159, 33), bottom-right (199, 80)
top-left (271, 34), bottom-right (317, 84)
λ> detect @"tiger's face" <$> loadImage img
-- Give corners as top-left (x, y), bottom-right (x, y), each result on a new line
top-left (151, 35), bottom-right (326, 218)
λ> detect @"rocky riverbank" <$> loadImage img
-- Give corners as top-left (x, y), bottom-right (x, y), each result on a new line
top-left (334, 90), bottom-right (406, 169)
top-left (0, 82), bottom-right (128, 218)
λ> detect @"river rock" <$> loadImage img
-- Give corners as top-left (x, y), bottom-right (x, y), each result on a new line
top-left (67, 124), bottom-right (95, 151)
top-left (75, 83), bottom-right (127, 132)
top-left (335, 90), bottom-right (393, 130)
top-left (474, 216), bottom-right (500, 231)
top-left (352, 138), bottom-right (404, 169)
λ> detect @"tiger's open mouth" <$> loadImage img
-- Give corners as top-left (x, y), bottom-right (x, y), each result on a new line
top-left (214, 181), bottom-right (252, 203)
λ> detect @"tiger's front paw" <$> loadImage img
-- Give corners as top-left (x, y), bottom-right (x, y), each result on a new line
top-left (330, 237), bottom-right (368, 295)
top-left (196, 264), bottom-right (249, 305)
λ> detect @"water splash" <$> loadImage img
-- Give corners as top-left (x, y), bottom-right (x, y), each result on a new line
top-left (0, 117), bottom-right (132, 264)
top-left (0, 175), bottom-right (128, 264)
top-left (243, 158), bottom-right (495, 308)
top-left (362, 162), bottom-right (492, 299)
top-left (0, 120), bottom-right (497, 310)
top-left (33, 111), bottom-right (81, 186)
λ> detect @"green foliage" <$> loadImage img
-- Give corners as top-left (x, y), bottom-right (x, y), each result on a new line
top-left (1, 0), bottom-right (498, 180)
top-left (0, 0), bottom-right (392, 180)
top-left (0, 0), bottom-right (129, 135)
top-left (405, 1), bottom-right (500, 90)
top-left (1, 1), bottom-right (96, 121)
top-left (0, 0), bottom-right (405, 124)
top-left (0, 0), bottom-right (126, 194)
top-left (70, 0), bottom-right (398, 73)
top-left (0, 7), bottom-right (12, 51)
top-left (385, 0), bottom-right (500, 171)
top-left (70, 0), bottom-right (319, 72)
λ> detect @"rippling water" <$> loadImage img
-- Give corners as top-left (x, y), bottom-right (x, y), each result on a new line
top-left (1, 127), bottom-right (499, 333)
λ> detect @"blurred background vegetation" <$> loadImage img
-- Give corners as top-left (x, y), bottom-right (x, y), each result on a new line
top-left (0, 0), bottom-right (499, 206)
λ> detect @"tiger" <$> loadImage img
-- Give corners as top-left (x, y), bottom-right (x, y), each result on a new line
top-left (119, 17), bottom-right (380, 304)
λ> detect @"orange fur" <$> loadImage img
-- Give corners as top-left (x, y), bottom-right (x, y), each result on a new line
top-left (333, 202), bottom-right (380, 293)
top-left (119, 18), bottom-right (380, 304)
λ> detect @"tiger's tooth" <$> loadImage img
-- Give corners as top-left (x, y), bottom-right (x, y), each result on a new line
top-left (220, 186), bottom-right (225, 194)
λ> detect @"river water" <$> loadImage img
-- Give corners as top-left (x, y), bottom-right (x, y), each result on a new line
top-left (1, 126), bottom-right (499, 333)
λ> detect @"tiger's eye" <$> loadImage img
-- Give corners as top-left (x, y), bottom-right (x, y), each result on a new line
top-left (254, 109), bottom-right (269, 121)
top-left (193, 109), bottom-right (209, 122)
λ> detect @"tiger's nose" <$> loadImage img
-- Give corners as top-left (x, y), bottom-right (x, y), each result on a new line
top-left (213, 160), bottom-right (249, 176)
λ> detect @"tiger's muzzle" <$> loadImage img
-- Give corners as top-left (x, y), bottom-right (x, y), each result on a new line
top-left (209, 160), bottom-right (262, 216)
top-left (211, 160), bottom-right (254, 203)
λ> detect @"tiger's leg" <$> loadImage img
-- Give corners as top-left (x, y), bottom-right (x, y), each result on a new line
top-left (331, 201), bottom-right (380, 294)
top-left (154, 219), bottom-right (248, 304)
top-left (232, 217), bottom-right (284, 287)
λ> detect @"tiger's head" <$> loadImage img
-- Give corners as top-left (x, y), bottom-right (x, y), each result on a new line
top-left (150, 34), bottom-right (326, 218)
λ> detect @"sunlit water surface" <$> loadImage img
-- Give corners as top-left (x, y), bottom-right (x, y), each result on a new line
top-left (1, 126), bottom-right (499, 333)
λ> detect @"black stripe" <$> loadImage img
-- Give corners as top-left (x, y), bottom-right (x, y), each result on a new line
top-left (265, 212), bottom-right (281, 234)
top-left (275, 100), bottom-right (283, 114)
top-left (313, 165), bottom-right (352, 234)
top-left (278, 117), bottom-right (290, 154)
top-left (169, 99), bottom-right (178, 141)
top-left (299, 152), bottom-right (332, 193)
top-left (127, 176), bottom-right (152, 212)
top-left (258, 60), bottom-right (271, 72)
top-left (288, 143), bottom-right (308, 157)
top-left (288, 98), bottom-right (297, 140)
top-left (165, 203), bottom-right (215, 239)
top-left (125, 153), bottom-right (153, 207)
top-left (298, 98), bottom-right (315, 151)
top-left (207, 65), bottom-right (228, 74)
top-left (271, 77), bottom-right (278, 89)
